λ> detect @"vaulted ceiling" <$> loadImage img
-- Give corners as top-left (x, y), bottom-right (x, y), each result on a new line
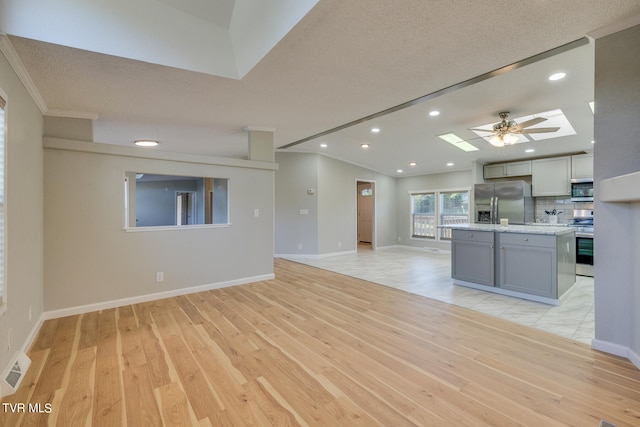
top-left (2, 1), bottom-right (640, 176)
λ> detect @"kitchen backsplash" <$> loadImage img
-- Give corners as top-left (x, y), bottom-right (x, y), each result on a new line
top-left (535, 196), bottom-right (593, 224)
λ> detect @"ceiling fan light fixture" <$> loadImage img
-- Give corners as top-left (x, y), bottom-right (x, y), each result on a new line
top-left (489, 135), bottom-right (505, 147)
top-left (489, 133), bottom-right (518, 147)
top-left (503, 133), bottom-right (519, 144)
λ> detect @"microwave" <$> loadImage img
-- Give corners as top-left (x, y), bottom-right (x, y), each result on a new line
top-left (571, 178), bottom-right (594, 202)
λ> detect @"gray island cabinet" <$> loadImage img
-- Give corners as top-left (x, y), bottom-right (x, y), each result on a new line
top-left (448, 224), bottom-right (576, 304)
top-left (451, 230), bottom-right (495, 287)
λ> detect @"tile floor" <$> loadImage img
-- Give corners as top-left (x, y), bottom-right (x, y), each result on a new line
top-left (283, 245), bottom-right (595, 344)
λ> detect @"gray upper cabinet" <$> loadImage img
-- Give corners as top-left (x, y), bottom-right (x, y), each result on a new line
top-left (506, 161), bottom-right (532, 177)
top-left (532, 156), bottom-right (571, 196)
top-left (571, 154), bottom-right (594, 179)
top-left (484, 164), bottom-right (506, 179)
top-left (484, 161), bottom-right (532, 179)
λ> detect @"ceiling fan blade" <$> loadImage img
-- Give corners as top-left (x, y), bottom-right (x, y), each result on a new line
top-left (519, 127), bottom-right (560, 134)
top-left (514, 117), bottom-right (547, 129)
top-left (468, 128), bottom-right (494, 133)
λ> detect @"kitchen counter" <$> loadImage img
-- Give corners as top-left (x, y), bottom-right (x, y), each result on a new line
top-left (446, 224), bottom-right (576, 304)
top-left (440, 223), bottom-right (574, 236)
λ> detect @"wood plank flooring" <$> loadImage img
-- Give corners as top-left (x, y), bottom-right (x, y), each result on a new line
top-left (2, 258), bottom-right (640, 426)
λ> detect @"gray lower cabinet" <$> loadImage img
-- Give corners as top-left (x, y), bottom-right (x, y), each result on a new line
top-left (497, 233), bottom-right (557, 298)
top-left (451, 230), bottom-right (495, 287)
top-left (450, 228), bottom-right (576, 301)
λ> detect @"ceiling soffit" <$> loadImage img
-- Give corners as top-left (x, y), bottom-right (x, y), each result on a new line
top-left (0, 0), bottom-right (319, 79)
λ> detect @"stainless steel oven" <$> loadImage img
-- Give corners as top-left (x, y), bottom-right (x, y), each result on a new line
top-left (570, 209), bottom-right (594, 277)
top-left (571, 178), bottom-right (594, 202)
top-left (575, 233), bottom-right (594, 277)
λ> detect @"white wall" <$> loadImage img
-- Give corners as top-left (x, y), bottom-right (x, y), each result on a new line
top-left (275, 152), bottom-right (397, 256)
top-left (0, 49), bottom-right (44, 370)
top-left (592, 23), bottom-right (640, 363)
top-left (317, 155), bottom-right (397, 252)
top-left (274, 152), bottom-right (319, 255)
top-left (44, 140), bottom-right (275, 312)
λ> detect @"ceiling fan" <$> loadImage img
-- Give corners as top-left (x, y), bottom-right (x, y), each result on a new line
top-left (470, 111), bottom-right (560, 147)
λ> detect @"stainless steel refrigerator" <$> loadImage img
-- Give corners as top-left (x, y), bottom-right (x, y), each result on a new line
top-left (474, 181), bottom-right (534, 224)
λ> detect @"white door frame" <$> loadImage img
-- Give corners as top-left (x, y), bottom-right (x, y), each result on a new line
top-left (355, 178), bottom-right (376, 250)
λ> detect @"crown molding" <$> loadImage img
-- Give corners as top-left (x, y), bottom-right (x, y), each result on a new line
top-left (244, 126), bottom-right (277, 132)
top-left (0, 34), bottom-right (48, 115)
top-left (46, 109), bottom-right (99, 120)
top-left (588, 13), bottom-right (640, 39)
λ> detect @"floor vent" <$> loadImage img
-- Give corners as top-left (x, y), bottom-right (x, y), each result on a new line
top-left (1, 352), bottom-right (31, 397)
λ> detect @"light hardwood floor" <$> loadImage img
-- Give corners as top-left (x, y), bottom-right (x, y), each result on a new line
top-left (1, 259), bottom-right (639, 426)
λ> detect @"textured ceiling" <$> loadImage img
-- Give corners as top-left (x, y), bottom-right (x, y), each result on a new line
top-left (3, 0), bottom-right (640, 176)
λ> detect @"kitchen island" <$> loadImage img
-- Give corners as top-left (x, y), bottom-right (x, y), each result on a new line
top-left (442, 223), bottom-right (576, 305)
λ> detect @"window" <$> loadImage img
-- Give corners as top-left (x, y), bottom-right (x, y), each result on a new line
top-left (125, 173), bottom-right (229, 229)
top-left (439, 191), bottom-right (470, 240)
top-left (411, 189), bottom-right (469, 241)
top-left (411, 192), bottom-right (436, 238)
top-left (0, 94), bottom-right (6, 312)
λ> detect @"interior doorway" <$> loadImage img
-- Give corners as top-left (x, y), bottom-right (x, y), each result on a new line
top-left (356, 181), bottom-right (375, 250)
top-left (176, 191), bottom-right (196, 225)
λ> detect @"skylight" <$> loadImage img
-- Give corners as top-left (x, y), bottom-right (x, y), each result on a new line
top-left (438, 133), bottom-right (479, 152)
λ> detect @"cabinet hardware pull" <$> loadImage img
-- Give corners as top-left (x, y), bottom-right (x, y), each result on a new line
top-left (524, 238), bottom-right (528, 241)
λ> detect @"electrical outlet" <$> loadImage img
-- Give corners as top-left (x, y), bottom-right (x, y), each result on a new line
top-left (298, 243), bottom-right (303, 250)
top-left (28, 305), bottom-right (32, 322)
top-left (156, 272), bottom-right (164, 282)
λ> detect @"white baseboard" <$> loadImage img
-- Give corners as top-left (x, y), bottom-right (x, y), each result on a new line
top-left (275, 250), bottom-right (357, 260)
top-left (21, 313), bottom-right (46, 354)
top-left (391, 244), bottom-right (451, 254)
top-left (43, 273), bottom-right (274, 320)
top-left (591, 339), bottom-right (640, 370)
top-left (628, 347), bottom-right (640, 370)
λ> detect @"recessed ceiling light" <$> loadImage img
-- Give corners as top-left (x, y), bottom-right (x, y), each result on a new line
top-left (134, 140), bottom-right (159, 147)
top-left (429, 110), bottom-right (440, 117)
top-left (589, 101), bottom-right (595, 113)
top-left (438, 133), bottom-right (479, 152)
top-left (397, 169), bottom-right (404, 173)
top-left (409, 161), bottom-right (417, 166)
top-left (591, 140), bottom-right (595, 144)
top-left (548, 72), bottom-right (566, 81)
top-left (525, 148), bottom-right (535, 153)
top-left (371, 128), bottom-right (380, 133)
top-left (446, 162), bottom-right (454, 167)
top-left (320, 143), bottom-right (328, 148)
top-left (361, 143), bottom-right (370, 149)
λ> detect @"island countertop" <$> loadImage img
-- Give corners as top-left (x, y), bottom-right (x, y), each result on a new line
top-left (439, 223), bottom-right (575, 236)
